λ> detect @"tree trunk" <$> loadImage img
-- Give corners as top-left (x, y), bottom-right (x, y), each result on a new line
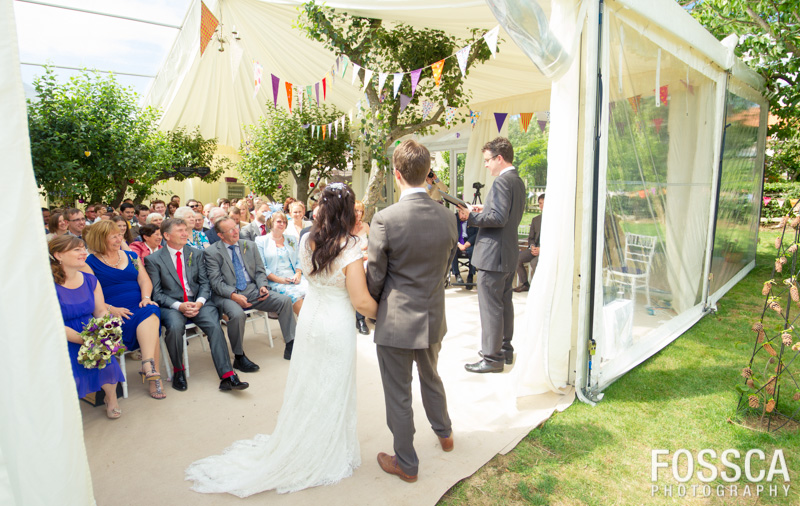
top-left (295, 174), bottom-right (310, 207)
top-left (362, 168), bottom-right (388, 223)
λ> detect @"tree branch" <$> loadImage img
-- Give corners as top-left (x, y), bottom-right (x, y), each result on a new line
top-left (745, 6), bottom-right (798, 54)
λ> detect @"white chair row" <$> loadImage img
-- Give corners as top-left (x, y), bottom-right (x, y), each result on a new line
top-left (119, 309), bottom-right (274, 396)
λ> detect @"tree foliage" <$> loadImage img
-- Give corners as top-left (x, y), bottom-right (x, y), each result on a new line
top-left (297, 2), bottom-right (496, 220)
top-left (507, 119), bottom-right (548, 187)
top-left (237, 103), bottom-right (351, 204)
top-left (27, 68), bottom-right (224, 207)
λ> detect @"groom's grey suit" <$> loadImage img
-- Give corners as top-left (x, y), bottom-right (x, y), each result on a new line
top-left (367, 191), bottom-right (458, 476)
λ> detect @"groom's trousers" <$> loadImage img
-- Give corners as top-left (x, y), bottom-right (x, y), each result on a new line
top-left (376, 342), bottom-right (451, 476)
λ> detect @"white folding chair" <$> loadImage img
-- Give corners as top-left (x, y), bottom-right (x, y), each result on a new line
top-left (118, 349), bottom-right (139, 399)
top-left (606, 233), bottom-right (658, 307)
top-left (243, 309), bottom-right (274, 348)
top-left (159, 323), bottom-right (208, 381)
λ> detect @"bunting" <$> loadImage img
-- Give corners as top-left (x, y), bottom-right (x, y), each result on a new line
top-left (378, 72), bottom-right (388, 95)
top-left (253, 61), bottom-right (263, 98)
top-left (456, 45), bottom-right (471, 77)
top-left (399, 94), bottom-right (412, 113)
top-left (659, 85), bottom-right (669, 106)
top-left (483, 25), bottom-right (500, 59)
top-left (315, 82), bottom-right (320, 106)
top-left (653, 117), bottom-right (664, 134)
top-left (285, 82), bottom-right (293, 113)
top-left (362, 69), bottom-right (374, 91)
top-left (341, 55), bottom-right (349, 77)
top-left (538, 120), bottom-right (547, 132)
top-left (628, 95), bottom-right (642, 114)
top-left (469, 110), bottom-right (481, 129)
top-left (519, 112), bottom-right (533, 133)
top-left (322, 78), bottom-right (327, 100)
top-left (393, 73), bottom-right (403, 98)
top-left (431, 59), bottom-right (445, 87)
top-left (494, 112), bottom-right (508, 132)
top-left (422, 101), bottom-right (434, 120)
top-left (271, 74), bottom-right (280, 107)
top-left (351, 64), bottom-right (361, 86)
top-left (410, 69), bottom-right (422, 96)
top-left (445, 106), bottom-right (457, 127)
top-left (199, 1), bottom-right (219, 56)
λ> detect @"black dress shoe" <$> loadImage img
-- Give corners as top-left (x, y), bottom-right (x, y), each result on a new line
top-left (512, 283), bottom-right (530, 293)
top-left (284, 340), bottom-right (294, 360)
top-left (219, 374), bottom-right (249, 391)
top-left (465, 359), bottom-right (504, 373)
top-left (172, 370), bottom-right (188, 391)
top-left (478, 350), bottom-right (514, 365)
top-left (233, 354), bottom-right (260, 373)
top-left (356, 319), bottom-right (370, 335)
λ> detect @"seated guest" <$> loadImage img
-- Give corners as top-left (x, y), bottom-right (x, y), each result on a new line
top-left (129, 224), bottom-right (162, 260)
top-left (144, 218), bottom-right (249, 392)
top-left (166, 201), bottom-right (179, 218)
top-left (205, 217), bottom-right (297, 364)
top-left (82, 221), bottom-right (165, 399)
top-left (255, 212), bottom-right (308, 315)
top-left (236, 199), bottom-right (251, 225)
top-left (282, 197), bottom-right (296, 214)
top-left (228, 206), bottom-right (243, 229)
top-left (151, 199), bottom-right (167, 217)
top-left (285, 201), bottom-right (312, 239)
top-left (110, 216), bottom-right (133, 250)
top-left (514, 193), bottom-right (545, 293)
top-left (204, 207), bottom-right (227, 244)
top-left (65, 208), bottom-right (87, 238)
top-left (146, 212), bottom-right (164, 229)
top-left (170, 195), bottom-right (181, 206)
top-left (192, 211), bottom-right (210, 249)
top-left (172, 206), bottom-right (198, 248)
top-left (120, 202), bottom-right (137, 230)
top-left (84, 205), bottom-right (99, 226)
top-left (218, 198), bottom-right (231, 212)
top-left (452, 211), bottom-right (478, 287)
top-left (50, 236), bottom-right (126, 418)
top-left (131, 205), bottom-right (150, 240)
top-left (46, 211), bottom-right (69, 242)
top-left (202, 203), bottom-right (214, 228)
top-left (240, 203), bottom-right (270, 241)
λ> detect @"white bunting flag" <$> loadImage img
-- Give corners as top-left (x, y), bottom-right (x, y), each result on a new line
top-left (362, 68), bottom-right (374, 91)
top-left (393, 73), bottom-right (403, 98)
top-left (378, 72), bottom-right (388, 95)
top-left (456, 45), bottom-right (471, 77)
top-left (351, 64), bottom-right (361, 86)
top-left (483, 25), bottom-right (500, 59)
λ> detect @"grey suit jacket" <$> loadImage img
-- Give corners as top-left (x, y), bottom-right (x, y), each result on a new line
top-left (367, 192), bottom-right (458, 349)
top-left (204, 239), bottom-right (268, 302)
top-left (526, 214), bottom-right (542, 248)
top-left (144, 245), bottom-right (212, 308)
top-left (469, 168), bottom-right (526, 273)
top-left (239, 221), bottom-right (267, 242)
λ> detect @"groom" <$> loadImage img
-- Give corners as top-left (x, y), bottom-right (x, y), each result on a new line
top-left (367, 140), bottom-right (458, 483)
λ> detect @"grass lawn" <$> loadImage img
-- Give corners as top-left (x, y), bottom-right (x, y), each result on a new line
top-left (440, 227), bottom-right (799, 506)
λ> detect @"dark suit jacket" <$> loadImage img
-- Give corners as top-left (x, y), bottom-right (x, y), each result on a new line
top-left (468, 168), bottom-right (526, 273)
top-left (204, 227), bottom-right (220, 244)
top-left (239, 220), bottom-right (267, 242)
top-left (526, 214), bottom-right (542, 248)
top-left (367, 192), bottom-right (458, 349)
top-left (455, 214), bottom-right (478, 247)
top-left (144, 245), bottom-right (212, 308)
top-left (204, 239), bottom-right (268, 302)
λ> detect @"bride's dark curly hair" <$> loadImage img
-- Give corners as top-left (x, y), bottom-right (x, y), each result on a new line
top-left (308, 182), bottom-right (357, 275)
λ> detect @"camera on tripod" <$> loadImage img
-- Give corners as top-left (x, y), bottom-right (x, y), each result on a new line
top-left (473, 182), bottom-right (484, 190)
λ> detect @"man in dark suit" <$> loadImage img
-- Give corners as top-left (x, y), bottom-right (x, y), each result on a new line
top-left (144, 218), bottom-right (249, 392)
top-left (514, 193), bottom-right (545, 292)
top-left (452, 211), bottom-right (478, 287)
top-left (239, 203), bottom-right (270, 242)
top-left (205, 217), bottom-right (297, 362)
top-left (367, 139), bottom-right (458, 483)
top-left (458, 137), bottom-right (526, 373)
top-left (203, 207), bottom-right (227, 244)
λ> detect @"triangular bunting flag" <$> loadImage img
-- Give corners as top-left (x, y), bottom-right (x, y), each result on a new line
top-left (322, 125), bottom-right (326, 140)
top-left (330, 67), bottom-right (335, 85)
top-left (362, 69), bottom-right (373, 91)
top-left (422, 101), bottom-right (434, 120)
top-left (322, 78), bottom-right (327, 100)
top-left (628, 95), bottom-right (642, 114)
top-left (271, 74), bottom-right (280, 106)
top-left (653, 117), bottom-right (664, 133)
top-left (341, 55), bottom-right (349, 77)
top-left (306, 85), bottom-right (313, 106)
top-left (336, 56), bottom-right (340, 73)
top-left (315, 83), bottom-right (320, 106)
top-left (351, 64), bottom-right (361, 86)
top-left (659, 85), bottom-right (668, 106)
top-left (431, 59), bottom-right (445, 87)
top-left (328, 123), bottom-right (332, 139)
top-left (469, 110), bottom-right (481, 129)
top-left (483, 25), bottom-right (500, 59)
top-left (538, 120), bottom-right (547, 132)
top-left (519, 112), bottom-right (533, 133)
top-left (363, 92), bottom-right (370, 108)
top-left (199, 2), bottom-right (219, 56)
top-left (445, 106), bottom-right (457, 126)
top-left (378, 72), bottom-right (388, 95)
top-left (393, 73), bottom-right (403, 98)
top-left (285, 82), bottom-right (293, 113)
top-left (494, 112), bottom-right (508, 132)
top-left (410, 69), bottom-right (422, 96)
top-left (456, 45), bottom-right (471, 77)
top-left (536, 111), bottom-right (550, 122)
top-left (253, 61), bottom-right (263, 98)
top-left (399, 93), bottom-right (412, 113)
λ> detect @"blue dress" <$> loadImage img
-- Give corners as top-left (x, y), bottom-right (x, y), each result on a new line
top-left (86, 251), bottom-right (161, 350)
top-left (55, 273), bottom-right (126, 398)
top-left (267, 247), bottom-right (309, 303)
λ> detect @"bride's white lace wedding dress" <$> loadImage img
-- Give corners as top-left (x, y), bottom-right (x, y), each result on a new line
top-left (185, 236), bottom-right (364, 497)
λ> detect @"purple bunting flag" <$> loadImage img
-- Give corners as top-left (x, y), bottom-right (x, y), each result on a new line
top-left (494, 112), bottom-right (508, 132)
top-left (271, 74), bottom-right (280, 107)
top-left (410, 68), bottom-right (422, 96)
top-left (399, 93), bottom-right (412, 112)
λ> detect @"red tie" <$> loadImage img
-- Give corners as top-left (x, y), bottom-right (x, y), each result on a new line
top-left (260, 224), bottom-right (266, 236)
top-left (175, 251), bottom-right (188, 302)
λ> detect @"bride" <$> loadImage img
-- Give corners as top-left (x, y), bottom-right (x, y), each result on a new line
top-left (185, 183), bottom-right (378, 497)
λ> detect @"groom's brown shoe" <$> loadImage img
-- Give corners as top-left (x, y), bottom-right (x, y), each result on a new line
top-left (438, 434), bottom-right (454, 452)
top-left (377, 453), bottom-right (418, 483)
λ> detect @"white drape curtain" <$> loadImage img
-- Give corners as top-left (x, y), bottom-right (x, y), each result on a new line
top-left (0, 0), bottom-right (95, 504)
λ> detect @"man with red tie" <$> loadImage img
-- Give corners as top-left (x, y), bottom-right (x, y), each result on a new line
top-left (144, 218), bottom-right (249, 392)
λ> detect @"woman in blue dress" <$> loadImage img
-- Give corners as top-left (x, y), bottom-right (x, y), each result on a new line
top-left (50, 236), bottom-right (126, 419)
top-left (83, 221), bottom-right (165, 399)
top-left (255, 211), bottom-right (308, 315)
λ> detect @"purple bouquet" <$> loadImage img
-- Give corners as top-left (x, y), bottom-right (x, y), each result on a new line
top-left (77, 315), bottom-right (126, 369)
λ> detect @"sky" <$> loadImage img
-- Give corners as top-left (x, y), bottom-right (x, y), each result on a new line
top-left (14, 0), bottom-right (191, 98)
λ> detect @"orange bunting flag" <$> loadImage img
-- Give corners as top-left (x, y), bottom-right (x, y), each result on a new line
top-left (659, 85), bottom-right (668, 106)
top-left (431, 59), bottom-right (445, 87)
top-left (199, 2), bottom-right (219, 56)
top-left (322, 125), bottom-right (326, 140)
top-left (628, 95), bottom-right (642, 114)
top-left (285, 82), bottom-right (293, 113)
top-left (519, 112), bottom-right (533, 133)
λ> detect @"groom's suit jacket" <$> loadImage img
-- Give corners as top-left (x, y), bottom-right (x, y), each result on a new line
top-left (367, 192), bottom-right (458, 349)
top-left (204, 239), bottom-right (269, 303)
top-left (144, 245), bottom-right (212, 308)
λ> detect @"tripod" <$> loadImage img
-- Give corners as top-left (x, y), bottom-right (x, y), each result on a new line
top-left (472, 187), bottom-right (482, 205)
